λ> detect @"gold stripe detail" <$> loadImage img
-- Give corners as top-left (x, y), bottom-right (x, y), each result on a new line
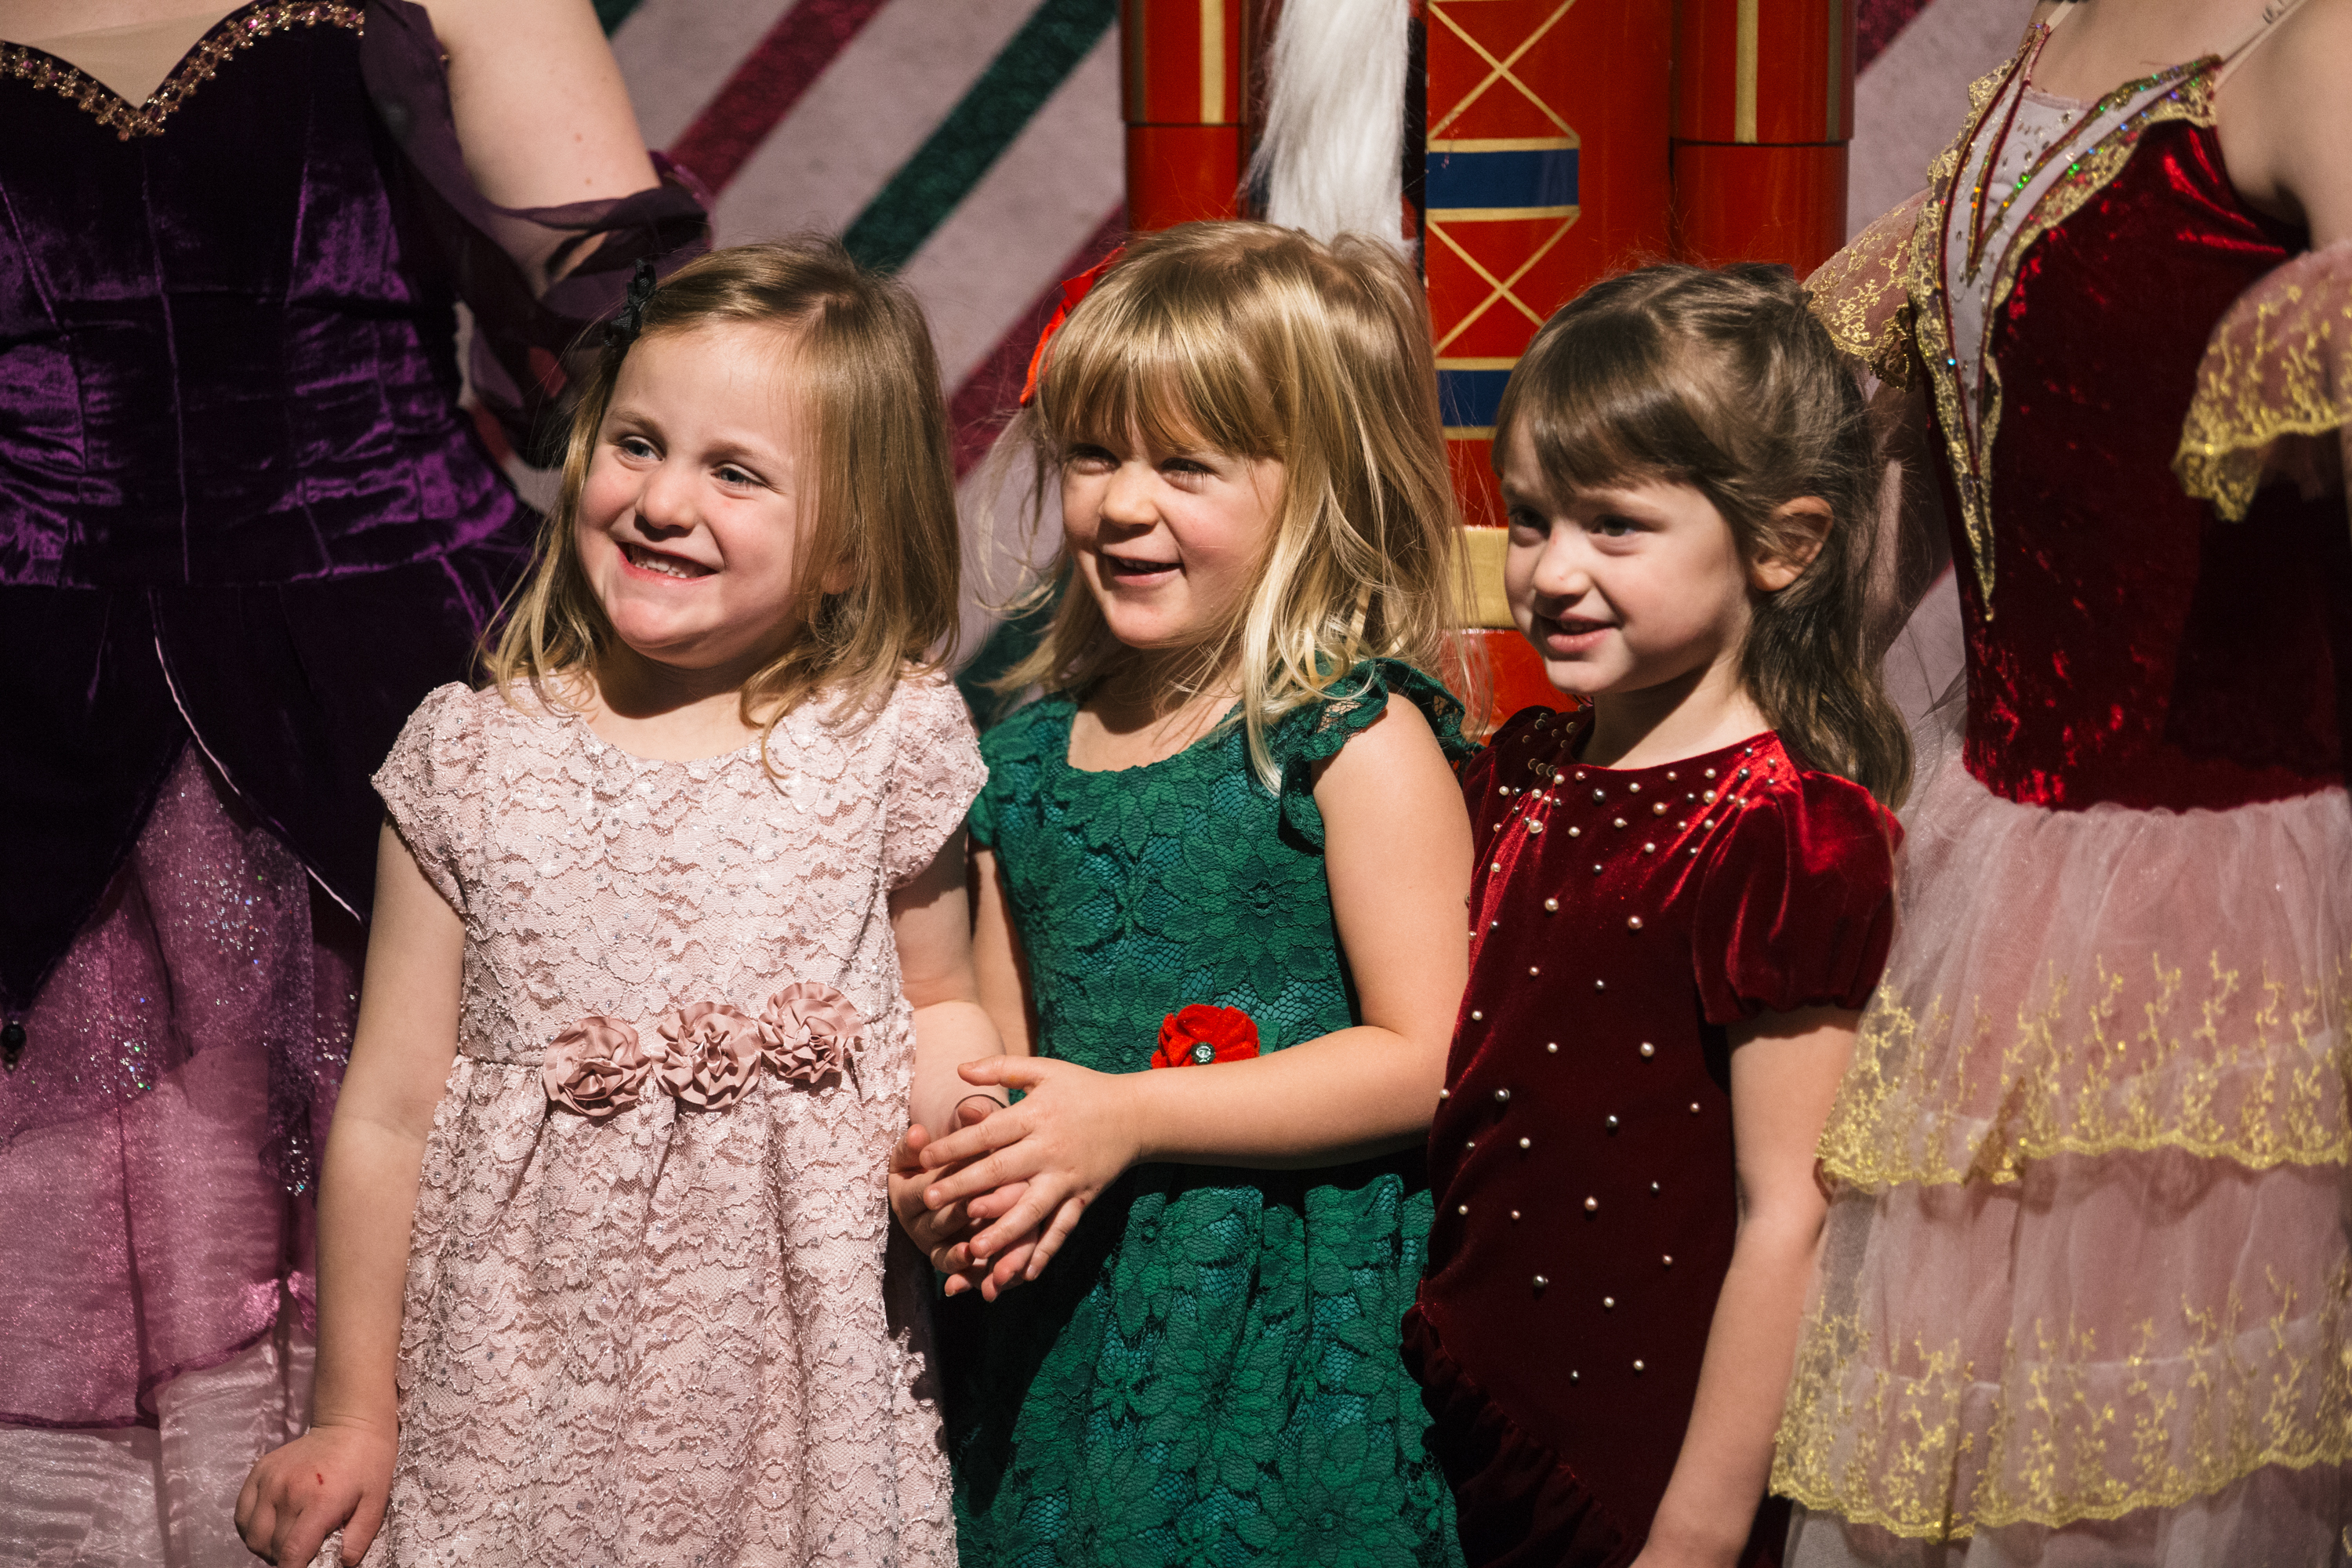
top-left (1443, 426), bottom-right (1497, 441)
top-left (1124, 0), bottom-right (1146, 117)
top-left (1426, 204), bottom-right (1577, 222)
top-left (1199, 0), bottom-right (1224, 123)
top-left (1427, 135), bottom-right (1579, 153)
top-left (1735, 0), bottom-right (1759, 143)
top-left (1825, 0), bottom-right (1842, 140)
top-left (1462, 527), bottom-right (1516, 627)
top-left (1436, 358), bottom-right (1520, 372)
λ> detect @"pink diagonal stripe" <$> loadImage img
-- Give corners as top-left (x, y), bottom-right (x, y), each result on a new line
top-left (949, 205), bottom-right (1128, 479)
top-left (667, 0), bottom-right (891, 194)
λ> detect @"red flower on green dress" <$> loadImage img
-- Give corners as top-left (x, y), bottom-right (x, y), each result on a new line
top-left (1152, 1004), bottom-right (1261, 1069)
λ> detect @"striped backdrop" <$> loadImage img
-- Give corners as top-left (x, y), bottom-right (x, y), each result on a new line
top-left (583, 0), bottom-right (2034, 651)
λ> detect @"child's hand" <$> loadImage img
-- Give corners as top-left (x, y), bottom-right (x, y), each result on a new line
top-left (889, 1120), bottom-right (993, 1294)
top-left (916, 1056), bottom-right (1142, 1282)
top-left (234, 1421), bottom-right (395, 1564)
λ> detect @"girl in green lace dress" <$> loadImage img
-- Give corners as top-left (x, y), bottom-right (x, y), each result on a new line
top-left (899, 223), bottom-right (1475, 1566)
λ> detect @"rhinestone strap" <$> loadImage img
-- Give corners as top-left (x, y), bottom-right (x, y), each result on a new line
top-left (0, 1), bottom-right (363, 142)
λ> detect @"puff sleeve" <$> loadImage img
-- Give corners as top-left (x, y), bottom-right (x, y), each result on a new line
top-left (1690, 774), bottom-right (1900, 1025)
top-left (1804, 191), bottom-right (1926, 390)
top-left (2174, 239), bottom-right (2352, 522)
top-left (370, 683), bottom-right (487, 916)
top-left (882, 670), bottom-right (989, 889)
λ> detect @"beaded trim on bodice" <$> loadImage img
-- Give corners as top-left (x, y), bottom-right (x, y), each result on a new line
top-left (0, 1), bottom-right (361, 141)
top-left (1909, 27), bottom-right (2217, 606)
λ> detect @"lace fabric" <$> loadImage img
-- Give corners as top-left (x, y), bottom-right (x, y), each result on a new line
top-left (354, 670), bottom-right (983, 1566)
top-left (948, 659), bottom-right (1470, 1567)
top-left (2175, 239), bottom-right (2352, 521)
top-left (1806, 191), bottom-right (1926, 390)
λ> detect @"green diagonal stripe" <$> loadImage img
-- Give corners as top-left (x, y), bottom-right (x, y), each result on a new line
top-left (843, 0), bottom-right (1117, 274)
top-left (593, 0), bottom-right (641, 35)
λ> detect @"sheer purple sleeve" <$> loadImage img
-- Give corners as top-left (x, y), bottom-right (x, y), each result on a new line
top-left (359, 0), bottom-right (710, 461)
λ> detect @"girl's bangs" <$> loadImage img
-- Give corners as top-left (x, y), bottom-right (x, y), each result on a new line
top-left (1039, 284), bottom-right (1276, 460)
top-left (1507, 321), bottom-right (1717, 497)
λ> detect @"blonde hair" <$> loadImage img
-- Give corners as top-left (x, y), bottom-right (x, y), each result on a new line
top-left (1496, 263), bottom-right (1911, 806)
top-left (995, 221), bottom-right (1472, 785)
top-left (485, 238), bottom-right (961, 745)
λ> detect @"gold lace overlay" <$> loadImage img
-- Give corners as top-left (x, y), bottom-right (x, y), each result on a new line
top-left (2174, 245), bottom-right (2352, 521)
top-left (1774, 1256), bottom-right (2352, 1538)
top-left (1806, 193), bottom-right (1926, 391)
top-left (0, 2), bottom-right (361, 142)
top-left (1911, 35), bottom-right (2219, 609)
top-left (1820, 949), bottom-right (2352, 1191)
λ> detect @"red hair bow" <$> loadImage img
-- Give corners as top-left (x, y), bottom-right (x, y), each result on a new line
top-left (1018, 246), bottom-right (1125, 408)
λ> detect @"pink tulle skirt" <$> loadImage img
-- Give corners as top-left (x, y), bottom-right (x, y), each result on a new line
top-left (1774, 757), bottom-right (2352, 1564)
top-left (0, 747), bottom-right (356, 1565)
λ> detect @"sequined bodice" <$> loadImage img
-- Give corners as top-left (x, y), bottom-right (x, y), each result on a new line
top-left (1918, 38), bottom-right (2350, 811)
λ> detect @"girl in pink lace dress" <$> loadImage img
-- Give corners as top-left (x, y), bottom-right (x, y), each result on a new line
top-left (234, 239), bottom-right (994, 1568)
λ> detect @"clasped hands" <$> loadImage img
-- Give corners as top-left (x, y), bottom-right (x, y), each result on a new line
top-left (889, 1056), bottom-right (1142, 1300)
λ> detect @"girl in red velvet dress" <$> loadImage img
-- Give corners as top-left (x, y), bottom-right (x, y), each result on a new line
top-left (1404, 265), bottom-right (1907, 1568)
top-left (1771, 0), bottom-right (2352, 1561)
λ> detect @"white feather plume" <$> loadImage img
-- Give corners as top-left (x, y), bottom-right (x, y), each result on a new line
top-left (1250, 0), bottom-right (1410, 248)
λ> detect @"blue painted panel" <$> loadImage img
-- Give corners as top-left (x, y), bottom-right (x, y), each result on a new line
top-left (1438, 368), bottom-right (1514, 429)
top-left (1424, 147), bottom-right (1578, 211)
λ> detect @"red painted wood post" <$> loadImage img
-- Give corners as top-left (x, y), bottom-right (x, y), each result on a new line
top-left (1123, 0), bottom-right (1252, 230)
top-left (1425, 0), bottom-right (1673, 723)
top-left (1671, 0), bottom-right (1857, 274)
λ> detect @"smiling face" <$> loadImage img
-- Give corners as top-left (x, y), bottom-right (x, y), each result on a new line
top-left (575, 324), bottom-right (837, 681)
top-left (1497, 421), bottom-right (1758, 702)
top-left (1059, 427), bottom-right (1283, 658)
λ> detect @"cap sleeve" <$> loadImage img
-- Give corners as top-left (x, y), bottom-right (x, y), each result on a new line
top-left (2175, 239), bottom-right (2352, 523)
top-left (1272, 659), bottom-right (1475, 849)
top-left (1690, 772), bottom-right (1900, 1025)
top-left (370, 683), bottom-right (487, 916)
top-left (883, 670), bottom-right (989, 889)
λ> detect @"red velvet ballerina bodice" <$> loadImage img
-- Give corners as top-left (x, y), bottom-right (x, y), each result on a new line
top-left (1411, 711), bottom-right (1897, 1559)
top-left (1924, 58), bottom-right (2351, 811)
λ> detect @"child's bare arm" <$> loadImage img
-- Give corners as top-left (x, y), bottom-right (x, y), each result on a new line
top-left (885, 829), bottom-right (1013, 1290)
top-left (889, 826), bottom-right (1004, 1138)
top-left (1633, 1004), bottom-right (1857, 1568)
top-left (920, 696), bottom-right (1472, 1272)
top-left (235, 825), bottom-right (464, 1566)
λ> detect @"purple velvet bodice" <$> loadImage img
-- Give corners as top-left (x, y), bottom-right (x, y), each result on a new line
top-left (0, 11), bottom-right (519, 590)
top-left (0, 2), bottom-right (705, 1019)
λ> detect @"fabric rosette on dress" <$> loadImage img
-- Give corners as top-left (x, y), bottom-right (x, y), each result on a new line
top-left (1150, 1004), bottom-right (1261, 1068)
top-left (542, 988), bottom-right (866, 1119)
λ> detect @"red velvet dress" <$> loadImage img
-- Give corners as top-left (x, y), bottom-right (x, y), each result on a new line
top-left (1405, 711), bottom-right (1899, 1567)
top-left (1775, 20), bottom-right (2352, 1565)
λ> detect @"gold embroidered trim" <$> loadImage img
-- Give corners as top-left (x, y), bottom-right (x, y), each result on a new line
top-left (1818, 950), bottom-right (2352, 1191)
top-left (1805, 192), bottom-right (1925, 390)
top-left (1773, 1266), bottom-right (2352, 1539)
top-left (0, 2), bottom-right (362, 142)
top-left (2174, 249), bottom-right (2352, 521)
top-left (1911, 34), bottom-right (2219, 610)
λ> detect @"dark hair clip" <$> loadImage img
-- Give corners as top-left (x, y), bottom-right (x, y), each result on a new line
top-left (604, 258), bottom-right (660, 351)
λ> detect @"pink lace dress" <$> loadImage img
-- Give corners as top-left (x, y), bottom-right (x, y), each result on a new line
top-left (352, 670), bottom-right (983, 1567)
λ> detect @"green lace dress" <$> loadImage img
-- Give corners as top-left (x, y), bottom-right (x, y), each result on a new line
top-left (946, 659), bottom-right (1470, 1567)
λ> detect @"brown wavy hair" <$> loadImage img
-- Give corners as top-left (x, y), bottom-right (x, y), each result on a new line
top-left (992, 221), bottom-right (1474, 784)
top-left (1494, 263), bottom-right (1911, 806)
top-left (484, 238), bottom-right (960, 744)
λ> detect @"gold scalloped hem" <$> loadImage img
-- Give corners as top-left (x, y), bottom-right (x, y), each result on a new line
top-left (1806, 192), bottom-right (1926, 390)
top-left (2172, 241), bottom-right (2352, 522)
top-left (0, 2), bottom-right (361, 142)
top-left (1818, 967), bottom-right (2352, 1193)
top-left (1773, 1274), bottom-right (2352, 1541)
